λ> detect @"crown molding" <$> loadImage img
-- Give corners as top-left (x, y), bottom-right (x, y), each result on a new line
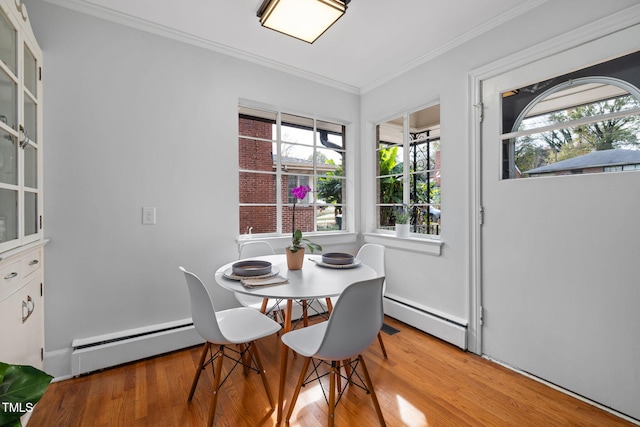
top-left (41, 0), bottom-right (638, 96)
top-left (470, 2), bottom-right (640, 81)
top-left (42, 0), bottom-right (361, 94)
top-left (359, 0), bottom-right (549, 94)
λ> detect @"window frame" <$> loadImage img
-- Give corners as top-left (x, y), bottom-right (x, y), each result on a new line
top-left (500, 50), bottom-right (640, 180)
top-left (238, 102), bottom-right (349, 241)
top-left (374, 103), bottom-right (442, 239)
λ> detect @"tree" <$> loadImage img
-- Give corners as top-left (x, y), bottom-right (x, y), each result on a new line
top-left (316, 159), bottom-right (343, 211)
top-left (518, 94), bottom-right (640, 172)
top-left (570, 96), bottom-right (640, 151)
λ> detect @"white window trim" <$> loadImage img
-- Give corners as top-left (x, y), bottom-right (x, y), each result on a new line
top-left (371, 102), bottom-right (442, 246)
top-left (238, 99), bottom-right (354, 240)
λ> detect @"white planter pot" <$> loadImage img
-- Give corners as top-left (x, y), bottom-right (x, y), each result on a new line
top-left (395, 223), bottom-right (409, 238)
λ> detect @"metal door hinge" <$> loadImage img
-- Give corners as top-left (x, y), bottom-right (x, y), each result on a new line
top-left (479, 206), bottom-right (485, 225)
top-left (39, 67), bottom-right (42, 81)
top-left (40, 282), bottom-right (43, 297)
top-left (40, 215), bottom-right (43, 229)
top-left (41, 347), bottom-right (44, 361)
top-left (479, 306), bottom-right (484, 325)
top-left (474, 102), bottom-right (484, 123)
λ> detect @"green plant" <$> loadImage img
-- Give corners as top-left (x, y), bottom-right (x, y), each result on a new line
top-left (0, 362), bottom-right (52, 427)
top-left (394, 204), bottom-right (411, 224)
top-left (289, 185), bottom-right (322, 254)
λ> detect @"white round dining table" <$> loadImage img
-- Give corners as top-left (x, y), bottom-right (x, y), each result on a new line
top-left (214, 253), bottom-right (377, 423)
top-left (214, 254), bottom-right (376, 300)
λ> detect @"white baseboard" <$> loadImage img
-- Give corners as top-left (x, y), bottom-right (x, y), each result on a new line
top-left (43, 347), bottom-right (73, 381)
top-left (384, 296), bottom-right (467, 349)
top-left (71, 324), bottom-right (202, 376)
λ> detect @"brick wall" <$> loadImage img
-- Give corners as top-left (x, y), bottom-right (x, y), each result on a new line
top-left (239, 116), bottom-right (314, 235)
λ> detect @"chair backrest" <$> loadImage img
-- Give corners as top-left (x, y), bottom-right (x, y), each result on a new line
top-left (235, 242), bottom-right (275, 306)
top-left (314, 277), bottom-right (385, 360)
top-left (179, 266), bottom-right (225, 344)
top-left (239, 241), bottom-right (275, 259)
top-left (356, 243), bottom-right (385, 278)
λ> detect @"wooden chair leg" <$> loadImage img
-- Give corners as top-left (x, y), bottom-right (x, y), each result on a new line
top-left (241, 343), bottom-right (251, 377)
top-left (342, 359), bottom-right (352, 386)
top-left (188, 342), bottom-right (210, 401)
top-left (249, 341), bottom-right (275, 408)
top-left (286, 357), bottom-right (311, 422)
top-left (358, 354), bottom-right (386, 427)
top-left (325, 297), bottom-right (333, 314)
top-left (329, 361), bottom-right (337, 427)
top-left (377, 331), bottom-right (388, 358)
top-left (302, 300), bottom-right (309, 327)
top-left (208, 345), bottom-right (226, 427)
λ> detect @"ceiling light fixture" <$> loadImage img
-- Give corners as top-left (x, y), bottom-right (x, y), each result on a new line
top-left (257, 0), bottom-right (349, 44)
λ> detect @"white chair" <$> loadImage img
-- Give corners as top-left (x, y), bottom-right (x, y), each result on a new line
top-left (179, 266), bottom-right (281, 426)
top-left (321, 243), bottom-right (388, 358)
top-left (281, 277), bottom-right (387, 426)
top-left (235, 241), bottom-right (286, 322)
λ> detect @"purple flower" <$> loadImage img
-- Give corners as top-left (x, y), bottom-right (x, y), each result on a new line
top-left (291, 185), bottom-right (311, 201)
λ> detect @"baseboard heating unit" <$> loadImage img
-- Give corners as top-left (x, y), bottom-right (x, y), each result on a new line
top-left (383, 294), bottom-right (467, 350)
top-left (71, 318), bottom-right (202, 376)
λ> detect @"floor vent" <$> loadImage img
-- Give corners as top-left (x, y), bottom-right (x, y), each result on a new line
top-left (381, 323), bottom-right (400, 335)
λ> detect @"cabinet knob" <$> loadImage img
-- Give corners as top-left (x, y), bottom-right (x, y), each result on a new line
top-left (4, 272), bottom-right (18, 280)
top-left (29, 259), bottom-right (39, 266)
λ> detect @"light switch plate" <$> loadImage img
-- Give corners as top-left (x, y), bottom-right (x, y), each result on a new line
top-left (142, 207), bottom-right (156, 225)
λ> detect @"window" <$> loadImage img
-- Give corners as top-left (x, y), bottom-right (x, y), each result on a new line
top-left (375, 104), bottom-right (441, 236)
top-left (238, 106), bottom-right (346, 236)
top-left (501, 50), bottom-right (640, 179)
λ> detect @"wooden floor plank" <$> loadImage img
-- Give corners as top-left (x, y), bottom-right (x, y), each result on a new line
top-left (29, 316), bottom-right (636, 426)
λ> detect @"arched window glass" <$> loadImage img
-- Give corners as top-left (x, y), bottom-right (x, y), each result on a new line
top-left (501, 51), bottom-right (640, 178)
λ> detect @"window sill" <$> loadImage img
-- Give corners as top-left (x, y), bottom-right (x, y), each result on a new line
top-left (238, 232), bottom-right (358, 252)
top-left (363, 232), bottom-right (443, 256)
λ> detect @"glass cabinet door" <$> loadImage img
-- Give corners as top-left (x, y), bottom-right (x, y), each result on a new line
top-left (0, 1), bottom-right (43, 250)
top-left (0, 6), bottom-right (17, 130)
top-left (22, 41), bottom-right (40, 242)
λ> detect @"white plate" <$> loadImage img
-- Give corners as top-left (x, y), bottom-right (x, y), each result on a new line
top-left (224, 265), bottom-right (280, 280)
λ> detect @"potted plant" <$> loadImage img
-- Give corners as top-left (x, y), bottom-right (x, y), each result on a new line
top-left (394, 204), bottom-right (411, 238)
top-left (287, 185), bottom-right (322, 270)
top-left (0, 362), bottom-right (52, 427)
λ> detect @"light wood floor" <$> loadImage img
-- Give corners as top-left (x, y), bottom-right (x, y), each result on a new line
top-left (30, 316), bottom-right (635, 426)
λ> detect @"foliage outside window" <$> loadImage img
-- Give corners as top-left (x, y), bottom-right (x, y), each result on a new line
top-left (502, 50), bottom-right (640, 179)
top-left (375, 104), bottom-right (441, 236)
top-left (238, 106), bottom-right (346, 237)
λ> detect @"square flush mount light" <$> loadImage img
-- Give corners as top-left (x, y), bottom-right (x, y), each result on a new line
top-left (257, 0), bottom-right (349, 44)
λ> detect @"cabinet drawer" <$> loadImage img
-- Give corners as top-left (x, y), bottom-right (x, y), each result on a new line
top-left (22, 249), bottom-right (42, 278)
top-left (0, 260), bottom-right (24, 303)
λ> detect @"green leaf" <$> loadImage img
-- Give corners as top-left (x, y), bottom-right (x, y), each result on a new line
top-left (0, 362), bottom-right (53, 426)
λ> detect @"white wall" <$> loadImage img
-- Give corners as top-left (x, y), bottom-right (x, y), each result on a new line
top-left (24, 0), bottom-right (359, 378)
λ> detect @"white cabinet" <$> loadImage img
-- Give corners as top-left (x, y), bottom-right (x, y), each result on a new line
top-left (0, 0), bottom-right (45, 371)
top-left (0, 243), bottom-right (45, 369)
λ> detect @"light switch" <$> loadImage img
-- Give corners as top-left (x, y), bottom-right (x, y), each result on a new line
top-left (142, 207), bottom-right (156, 225)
